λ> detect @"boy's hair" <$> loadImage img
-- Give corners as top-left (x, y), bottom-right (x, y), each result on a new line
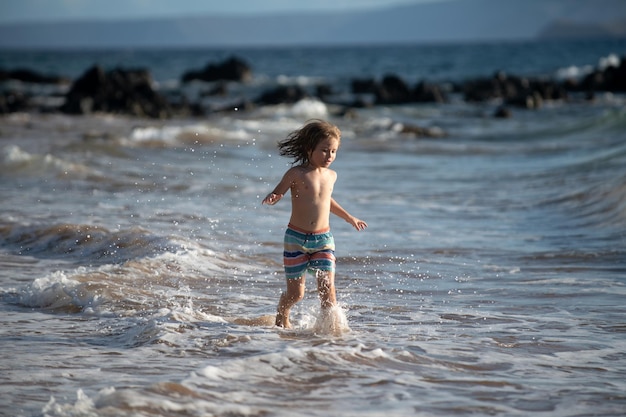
top-left (278, 119), bottom-right (341, 165)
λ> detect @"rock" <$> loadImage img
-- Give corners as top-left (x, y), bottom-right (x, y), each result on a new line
top-left (375, 74), bottom-right (412, 104)
top-left (494, 106), bottom-right (512, 118)
top-left (531, 79), bottom-right (568, 101)
top-left (351, 78), bottom-right (377, 94)
top-left (506, 93), bottom-right (542, 109)
top-left (60, 65), bottom-right (173, 118)
top-left (413, 81), bottom-right (447, 103)
top-left (255, 85), bottom-right (308, 105)
top-left (578, 55), bottom-right (626, 92)
top-left (463, 76), bottom-right (502, 102)
top-left (397, 122), bottom-right (446, 138)
top-left (181, 56), bottom-right (252, 83)
top-left (315, 83), bottom-right (333, 100)
top-left (603, 58), bottom-right (626, 91)
top-left (352, 76), bottom-right (446, 104)
top-left (464, 71), bottom-right (568, 107)
top-left (348, 97), bottom-right (373, 108)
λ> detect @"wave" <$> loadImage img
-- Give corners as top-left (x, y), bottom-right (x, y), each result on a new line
top-left (0, 221), bottom-right (186, 265)
top-left (543, 171), bottom-right (626, 232)
top-left (0, 145), bottom-right (100, 179)
top-left (555, 64), bottom-right (595, 81)
top-left (449, 100), bottom-right (626, 154)
top-left (0, 224), bottom-right (229, 322)
top-left (554, 53), bottom-right (621, 81)
top-left (0, 219), bottom-right (260, 317)
top-left (533, 109), bottom-right (626, 231)
top-left (3, 262), bottom-right (231, 357)
top-left (114, 98), bottom-right (330, 148)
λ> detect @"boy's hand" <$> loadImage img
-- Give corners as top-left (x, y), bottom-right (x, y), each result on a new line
top-left (349, 217), bottom-right (368, 231)
top-left (262, 193), bottom-right (283, 205)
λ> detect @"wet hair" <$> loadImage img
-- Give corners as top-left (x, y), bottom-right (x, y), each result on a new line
top-left (277, 119), bottom-right (341, 166)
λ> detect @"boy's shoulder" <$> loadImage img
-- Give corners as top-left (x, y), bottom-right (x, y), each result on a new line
top-left (282, 165), bottom-right (305, 182)
top-left (285, 165), bottom-right (304, 175)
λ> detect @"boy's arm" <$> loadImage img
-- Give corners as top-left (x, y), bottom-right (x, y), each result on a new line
top-left (262, 169), bottom-right (294, 205)
top-left (330, 198), bottom-right (368, 231)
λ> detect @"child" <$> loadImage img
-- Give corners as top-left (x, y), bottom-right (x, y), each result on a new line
top-left (262, 119), bottom-right (367, 328)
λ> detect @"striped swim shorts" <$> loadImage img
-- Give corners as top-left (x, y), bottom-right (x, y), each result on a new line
top-left (283, 223), bottom-right (336, 280)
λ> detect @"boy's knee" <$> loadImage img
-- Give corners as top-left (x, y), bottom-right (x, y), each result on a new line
top-left (286, 287), bottom-right (305, 302)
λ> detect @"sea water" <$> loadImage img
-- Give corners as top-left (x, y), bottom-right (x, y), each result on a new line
top-left (1, 40), bottom-right (626, 416)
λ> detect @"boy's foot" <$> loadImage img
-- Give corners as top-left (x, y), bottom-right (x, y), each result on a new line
top-left (275, 312), bottom-right (291, 328)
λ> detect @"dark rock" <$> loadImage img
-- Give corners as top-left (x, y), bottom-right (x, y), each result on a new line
top-left (256, 85), bottom-right (308, 105)
top-left (182, 56), bottom-right (252, 83)
top-left (348, 97), bottom-right (373, 108)
top-left (315, 83), bottom-right (333, 99)
top-left (578, 56), bottom-right (626, 92)
top-left (60, 65), bottom-right (173, 118)
top-left (604, 59), bottom-right (626, 91)
top-left (351, 78), bottom-right (377, 94)
top-left (375, 74), bottom-right (412, 104)
top-left (413, 81), bottom-right (447, 103)
top-left (398, 122), bottom-right (446, 138)
top-left (494, 106), bottom-right (512, 118)
top-left (463, 76), bottom-right (502, 102)
top-left (506, 92), bottom-right (542, 109)
top-left (544, 80), bottom-right (566, 100)
top-left (464, 71), bottom-right (568, 107)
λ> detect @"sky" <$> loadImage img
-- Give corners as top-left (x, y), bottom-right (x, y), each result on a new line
top-left (0, 0), bottom-right (442, 24)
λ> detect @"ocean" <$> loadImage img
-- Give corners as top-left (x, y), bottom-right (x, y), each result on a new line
top-left (1, 39), bottom-right (626, 417)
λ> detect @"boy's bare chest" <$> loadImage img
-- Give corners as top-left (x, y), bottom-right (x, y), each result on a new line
top-left (292, 171), bottom-right (333, 197)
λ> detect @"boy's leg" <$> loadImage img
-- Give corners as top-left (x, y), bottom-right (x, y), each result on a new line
top-left (276, 276), bottom-right (305, 328)
top-left (315, 270), bottom-right (346, 335)
top-left (316, 270), bottom-right (336, 309)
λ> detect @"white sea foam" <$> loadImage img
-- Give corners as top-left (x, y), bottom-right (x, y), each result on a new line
top-left (554, 64), bottom-right (594, 80)
top-left (598, 53), bottom-right (620, 70)
top-left (290, 98), bottom-right (329, 118)
top-left (269, 98), bottom-right (329, 119)
top-left (556, 53), bottom-right (622, 81)
top-left (18, 271), bottom-right (105, 311)
top-left (0, 145), bottom-right (94, 178)
top-left (129, 125), bottom-right (183, 143)
top-left (126, 122), bottom-right (254, 147)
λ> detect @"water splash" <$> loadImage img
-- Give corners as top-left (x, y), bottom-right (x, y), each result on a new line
top-left (313, 304), bottom-right (351, 336)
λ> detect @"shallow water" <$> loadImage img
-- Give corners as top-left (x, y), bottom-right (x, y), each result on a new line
top-left (2, 41), bottom-right (626, 416)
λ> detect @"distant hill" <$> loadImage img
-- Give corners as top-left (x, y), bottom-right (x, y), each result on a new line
top-left (538, 18), bottom-right (626, 40)
top-left (0, 0), bottom-right (624, 48)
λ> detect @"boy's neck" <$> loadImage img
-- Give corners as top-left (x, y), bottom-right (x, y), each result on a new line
top-left (301, 163), bottom-right (326, 172)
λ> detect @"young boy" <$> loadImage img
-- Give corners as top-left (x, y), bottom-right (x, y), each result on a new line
top-left (262, 119), bottom-right (367, 328)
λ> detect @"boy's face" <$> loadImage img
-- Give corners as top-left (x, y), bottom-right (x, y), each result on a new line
top-left (308, 136), bottom-right (340, 168)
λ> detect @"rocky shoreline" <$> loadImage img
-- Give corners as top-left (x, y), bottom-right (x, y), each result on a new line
top-left (1, 54), bottom-right (625, 120)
